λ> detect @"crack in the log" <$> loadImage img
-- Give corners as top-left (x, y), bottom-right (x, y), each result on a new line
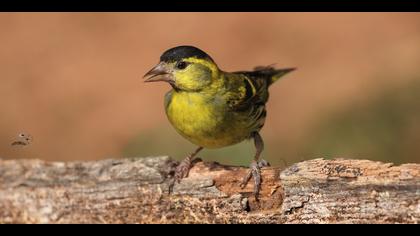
top-left (54, 210), bottom-right (71, 223)
top-left (284, 196), bottom-right (310, 215)
top-left (322, 163), bottom-right (362, 178)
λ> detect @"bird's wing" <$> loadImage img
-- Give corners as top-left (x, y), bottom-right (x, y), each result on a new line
top-left (228, 65), bottom-right (295, 110)
top-left (222, 66), bottom-right (294, 132)
top-left (226, 68), bottom-right (272, 112)
top-left (222, 71), bottom-right (268, 132)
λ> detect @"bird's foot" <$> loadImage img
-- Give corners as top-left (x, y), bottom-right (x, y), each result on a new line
top-left (174, 156), bottom-right (193, 183)
top-left (240, 159), bottom-right (270, 200)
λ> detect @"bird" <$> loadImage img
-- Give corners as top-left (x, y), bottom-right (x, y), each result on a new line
top-left (11, 133), bottom-right (33, 147)
top-left (143, 45), bottom-right (295, 198)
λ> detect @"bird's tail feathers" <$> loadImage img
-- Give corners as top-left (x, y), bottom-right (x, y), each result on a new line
top-left (268, 67), bottom-right (296, 85)
top-left (252, 65), bottom-right (296, 86)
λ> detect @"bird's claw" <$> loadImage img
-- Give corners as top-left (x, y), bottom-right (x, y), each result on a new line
top-left (240, 159), bottom-right (270, 200)
top-left (256, 159), bottom-right (270, 168)
top-left (174, 156), bottom-right (192, 183)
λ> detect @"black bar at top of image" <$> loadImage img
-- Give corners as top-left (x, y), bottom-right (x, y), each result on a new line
top-left (0, 0), bottom-right (419, 12)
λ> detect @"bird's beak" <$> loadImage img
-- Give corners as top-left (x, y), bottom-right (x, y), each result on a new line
top-left (143, 62), bottom-right (173, 83)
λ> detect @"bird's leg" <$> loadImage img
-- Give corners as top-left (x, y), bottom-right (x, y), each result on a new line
top-left (240, 132), bottom-right (270, 200)
top-left (174, 146), bottom-right (203, 182)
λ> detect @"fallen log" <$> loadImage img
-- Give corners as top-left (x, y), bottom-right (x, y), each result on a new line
top-left (0, 157), bottom-right (418, 223)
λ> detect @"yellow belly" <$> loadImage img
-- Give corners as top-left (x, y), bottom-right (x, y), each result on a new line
top-left (165, 91), bottom-right (251, 148)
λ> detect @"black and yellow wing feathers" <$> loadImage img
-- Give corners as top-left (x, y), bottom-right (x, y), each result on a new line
top-left (227, 66), bottom-right (295, 110)
top-left (223, 66), bottom-right (295, 132)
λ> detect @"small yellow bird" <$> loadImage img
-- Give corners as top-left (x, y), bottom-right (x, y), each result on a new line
top-left (144, 46), bottom-right (294, 198)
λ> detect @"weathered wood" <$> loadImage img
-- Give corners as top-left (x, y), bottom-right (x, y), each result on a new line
top-left (0, 157), bottom-right (418, 223)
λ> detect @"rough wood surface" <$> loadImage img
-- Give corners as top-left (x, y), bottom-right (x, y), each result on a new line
top-left (0, 157), bottom-right (418, 223)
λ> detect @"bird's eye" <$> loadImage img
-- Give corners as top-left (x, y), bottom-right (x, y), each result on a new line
top-left (176, 61), bottom-right (188, 70)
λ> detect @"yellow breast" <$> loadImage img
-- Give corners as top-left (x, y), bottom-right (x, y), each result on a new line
top-left (165, 90), bottom-right (250, 148)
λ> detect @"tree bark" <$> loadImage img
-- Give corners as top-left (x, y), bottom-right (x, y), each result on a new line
top-left (0, 157), bottom-right (418, 223)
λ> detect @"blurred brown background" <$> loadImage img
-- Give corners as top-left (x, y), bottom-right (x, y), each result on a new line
top-left (1, 13), bottom-right (419, 166)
